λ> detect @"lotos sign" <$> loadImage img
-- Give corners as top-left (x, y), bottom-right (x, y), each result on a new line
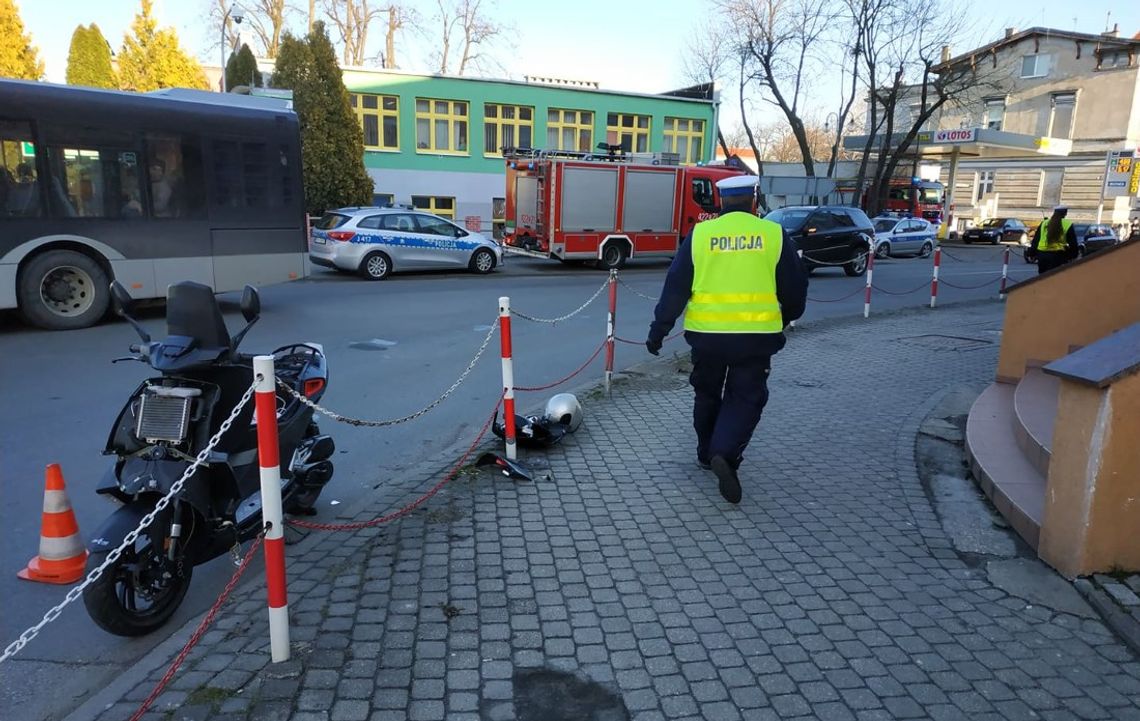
top-left (932, 129), bottom-right (977, 144)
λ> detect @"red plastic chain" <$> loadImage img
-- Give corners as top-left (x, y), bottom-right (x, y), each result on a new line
top-left (614, 329), bottom-right (685, 346)
top-left (130, 535), bottom-right (265, 721)
top-left (515, 341), bottom-right (606, 392)
top-left (287, 396), bottom-right (503, 532)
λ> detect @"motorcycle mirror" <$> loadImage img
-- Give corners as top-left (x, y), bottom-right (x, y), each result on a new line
top-left (110, 281), bottom-right (134, 317)
top-left (110, 281), bottom-right (150, 342)
top-left (240, 285), bottom-right (260, 322)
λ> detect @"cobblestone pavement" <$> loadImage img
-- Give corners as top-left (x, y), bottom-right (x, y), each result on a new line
top-left (79, 302), bottom-right (1140, 721)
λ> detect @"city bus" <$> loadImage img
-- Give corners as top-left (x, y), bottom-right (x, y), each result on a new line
top-left (0, 80), bottom-right (307, 330)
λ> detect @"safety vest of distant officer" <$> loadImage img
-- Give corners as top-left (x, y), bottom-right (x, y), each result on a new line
top-left (1038, 216), bottom-right (1074, 252)
top-left (683, 213), bottom-right (785, 334)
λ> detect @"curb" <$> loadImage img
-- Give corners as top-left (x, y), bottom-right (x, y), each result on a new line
top-left (1074, 579), bottom-right (1140, 659)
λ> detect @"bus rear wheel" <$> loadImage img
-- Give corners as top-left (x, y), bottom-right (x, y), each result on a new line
top-left (18, 250), bottom-right (110, 330)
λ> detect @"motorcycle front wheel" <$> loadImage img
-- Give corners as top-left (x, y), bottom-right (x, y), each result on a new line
top-left (82, 535), bottom-right (192, 637)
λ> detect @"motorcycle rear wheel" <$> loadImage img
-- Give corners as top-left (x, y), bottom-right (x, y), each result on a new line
top-left (83, 535), bottom-right (192, 637)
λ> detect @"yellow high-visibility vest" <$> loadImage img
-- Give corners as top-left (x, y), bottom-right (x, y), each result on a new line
top-left (684, 212), bottom-right (784, 333)
top-left (1039, 217), bottom-right (1072, 252)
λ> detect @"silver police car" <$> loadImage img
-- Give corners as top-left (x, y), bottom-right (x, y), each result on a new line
top-left (309, 207), bottom-right (502, 280)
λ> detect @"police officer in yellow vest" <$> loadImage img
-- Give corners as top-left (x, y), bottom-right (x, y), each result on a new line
top-left (1028, 205), bottom-right (1078, 274)
top-left (645, 175), bottom-right (808, 503)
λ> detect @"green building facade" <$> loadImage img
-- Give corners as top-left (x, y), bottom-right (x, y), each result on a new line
top-left (338, 68), bottom-right (720, 235)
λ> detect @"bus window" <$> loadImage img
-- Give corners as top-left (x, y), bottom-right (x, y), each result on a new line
top-left (1, 120), bottom-right (42, 218)
top-left (45, 145), bottom-right (143, 219)
top-left (146, 134), bottom-right (205, 219)
top-left (211, 139), bottom-right (272, 209)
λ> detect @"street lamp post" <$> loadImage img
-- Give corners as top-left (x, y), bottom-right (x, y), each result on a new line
top-left (220, 5), bottom-right (245, 93)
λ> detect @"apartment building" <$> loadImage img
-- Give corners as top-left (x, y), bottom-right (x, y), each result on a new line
top-left (931, 26), bottom-right (1140, 227)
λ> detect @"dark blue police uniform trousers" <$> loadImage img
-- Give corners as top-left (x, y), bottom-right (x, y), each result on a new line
top-left (689, 347), bottom-right (771, 467)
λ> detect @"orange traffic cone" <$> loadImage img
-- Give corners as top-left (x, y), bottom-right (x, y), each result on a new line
top-left (18, 464), bottom-right (88, 584)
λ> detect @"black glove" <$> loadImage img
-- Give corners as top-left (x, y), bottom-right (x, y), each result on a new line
top-left (646, 337), bottom-right (662, 356)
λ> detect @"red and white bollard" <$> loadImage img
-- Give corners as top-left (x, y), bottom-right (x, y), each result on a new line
top-left (498, 297), bottom-right (517, 461)
top-left (999, 247), bottom-right (1010, 299)
top-left (604, 270), bottom-right (617, 395)
top-left (253, 355), bottom-right (290, 663)
top-left (863, 250), bottom-right (874, 318)
top-left (930, 247), bottom-right (941, 309)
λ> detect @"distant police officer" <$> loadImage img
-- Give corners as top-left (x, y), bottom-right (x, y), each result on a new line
top-left (1029, 205), bottom-right (1078, 274)
top-left (645, 176), bottom-right (808, 504)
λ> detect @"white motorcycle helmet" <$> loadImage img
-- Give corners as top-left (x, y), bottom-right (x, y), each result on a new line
top-left (544, 393), bottom-right (583, 433)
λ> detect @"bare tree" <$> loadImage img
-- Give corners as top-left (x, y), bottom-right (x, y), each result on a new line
top-left (681, 24), bottom-right (736, 157)
top-left (853, 3), bottom-right (1005, 215)
top-left (324, 0), bottom-right (385, 66)
top-left (433, 0), bottom-right (504, 75)
top-left (765, 121), bottom-right (832, 163)
top-left (719, 0), bottom-right (840, 177)
top-left (382, 4), bottom-right (409, 68)
top-left (209, 0), bottom-right (296, 59)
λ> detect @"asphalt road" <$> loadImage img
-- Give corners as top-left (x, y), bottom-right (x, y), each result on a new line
top-left (0, 242), bottom-right (1034, 720)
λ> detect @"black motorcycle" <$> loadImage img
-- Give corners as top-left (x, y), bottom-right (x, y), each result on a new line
top-left (83, 280), bottom-right (335, 636)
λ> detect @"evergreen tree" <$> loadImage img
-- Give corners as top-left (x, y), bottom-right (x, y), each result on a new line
top-left (225, 43), bottom-right (262, 91)
top-left (66, 24), bottom-right (118, 89)
top-left (118, 0), bottom-right (208, 92)
top-left (0, 0), bottom-right (44, 80)
top-left (273, 23), bottom-right (373, 214)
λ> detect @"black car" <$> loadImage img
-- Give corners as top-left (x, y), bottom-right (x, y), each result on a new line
top-left (962, 217), bottom-right (1029, 245)
top-left (1074, 224), bottom-right (1118, 256)
top-left (764, 205), bottom-right (874, 276)
top-left (1019, 222), bottom-right (1119, 263)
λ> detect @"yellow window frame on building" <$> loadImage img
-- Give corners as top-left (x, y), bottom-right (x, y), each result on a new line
top-left (664, 117), bottom-right (705, 165)
top-left (415, 99), bottom-right (469, 155)
top-left (547, 108), bottom-right (593, 152)
top-left (412, 195), bottom-right (456, 219)
top-left (350, 93), bottom-right (399, 151)
top-left (484, 104), bottom-right (534, 156)
top-left (606, 112), bottom-right (650, 153)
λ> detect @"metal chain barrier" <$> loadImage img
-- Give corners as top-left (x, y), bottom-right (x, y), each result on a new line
top-left (0, 382), bottom-right (257, 666)
top-left (288, 395), bottom-right (503, 532)
top-left (871, 280), bottom-right (933, 296)
top-left (806, 251), bottom-right (870, 267)
top-left (938, 247), bottom-right (974, 263)
top-left (516, 340), bottom-right (607, 392)
top-left (129, 533), bottom-right (265, 721)
top-left (277, 320), bottom-right (499, 428)
top-left (614, 330), bottom-right (685, 345)
top-left (807, 286), bottom-right (866, 303)
top-left (939, 275), bottom-right (1002, 290)
top-left (616, 274), bottom-right (660, 303)
top-left (512, 279), bottom-right (609, 323)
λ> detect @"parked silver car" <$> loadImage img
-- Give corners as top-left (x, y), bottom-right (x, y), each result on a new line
top-left (871, 216), bottom-right (937, 259)
top-left (309, 207), bottom-right (502, 280)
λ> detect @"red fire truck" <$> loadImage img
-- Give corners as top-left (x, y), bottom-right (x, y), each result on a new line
top-left (501, 148), bottom-right (746, 269)
top-left (880, 178), bottom-right (945, 223)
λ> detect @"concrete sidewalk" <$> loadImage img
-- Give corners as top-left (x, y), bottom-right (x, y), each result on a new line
top-left (69, 302), bottom-right (1140, 721)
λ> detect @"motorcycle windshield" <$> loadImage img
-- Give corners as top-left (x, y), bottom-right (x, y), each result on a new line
top-left (166, 282), bottom-right (231, 350)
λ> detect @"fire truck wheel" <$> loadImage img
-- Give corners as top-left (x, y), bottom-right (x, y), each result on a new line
top-left (597, 242), bottom-right (628, 270)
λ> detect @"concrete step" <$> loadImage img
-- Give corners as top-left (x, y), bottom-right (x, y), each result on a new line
top-left (965, 382), bottom-right (1047, 551)
top-left (1013, 367), bottom-right (1060, 476)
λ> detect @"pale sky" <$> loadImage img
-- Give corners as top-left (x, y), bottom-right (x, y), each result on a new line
top-left (15, 0), bottom-right (1140, 129)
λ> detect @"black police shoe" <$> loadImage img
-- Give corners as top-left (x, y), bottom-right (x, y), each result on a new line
top-left (711, 456), bottom-right (742, 504)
